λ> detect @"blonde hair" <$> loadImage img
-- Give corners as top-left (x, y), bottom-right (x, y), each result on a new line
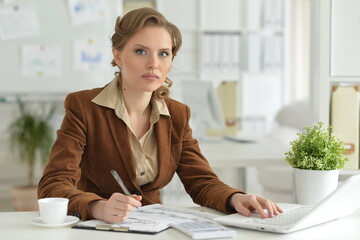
top-left (111, 7), bottom-right (182, 99)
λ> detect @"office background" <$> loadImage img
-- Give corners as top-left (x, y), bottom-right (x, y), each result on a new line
top-left (0, 0), bottom-right (358, 211)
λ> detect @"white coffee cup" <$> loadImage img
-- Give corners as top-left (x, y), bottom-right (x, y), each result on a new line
top-left (38, 197), bottom-right (69, 224)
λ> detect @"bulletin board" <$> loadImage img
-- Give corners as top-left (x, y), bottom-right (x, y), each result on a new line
top-left (0, 0), bottom-right (120, 94)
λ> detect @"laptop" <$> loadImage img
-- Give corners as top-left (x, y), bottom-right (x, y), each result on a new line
top-left (215, 174), bottom-right (360, 233)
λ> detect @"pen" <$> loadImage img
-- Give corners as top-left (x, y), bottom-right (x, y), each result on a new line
top-left (110, 170), bottom-right (139, 209)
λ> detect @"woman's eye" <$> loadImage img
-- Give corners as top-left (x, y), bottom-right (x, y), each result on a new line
top-left (159, 51), bottom-right (169, 57)
top-left (135, 49), bottom-right (146, 55)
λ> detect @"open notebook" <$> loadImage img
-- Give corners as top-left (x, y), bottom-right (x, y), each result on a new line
top-left (215, 174), bottom-right (360, 233)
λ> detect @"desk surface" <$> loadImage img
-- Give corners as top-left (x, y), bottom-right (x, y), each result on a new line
top-left (200, 137), bottom-right (289, 168)
top-left (2, 207), bottom-right (360, 240)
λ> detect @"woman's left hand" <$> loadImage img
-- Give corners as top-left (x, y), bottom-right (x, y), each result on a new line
top-left (229, 193), bottom-right (283, 218)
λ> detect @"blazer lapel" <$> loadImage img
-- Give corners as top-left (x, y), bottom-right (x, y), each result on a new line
top-left (143, 115), bottom-right (172, 190)
top-left (105, 109), bottom-right (140, 191)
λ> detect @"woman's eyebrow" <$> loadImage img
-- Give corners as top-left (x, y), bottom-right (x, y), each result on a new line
top-left (134, 44), bottom-right (171, 52)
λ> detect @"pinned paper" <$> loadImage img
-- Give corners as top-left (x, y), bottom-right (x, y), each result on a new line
top-left (22, 45), bottom-right (62, 78)
top-left (67, 0), bottom-right (109, 25)
top-left (0, 5), bottom-right (41, 40)
top-left (73, 38), bottom-right (111, 71)
top-left (2, 0), bottom-right (17, 5)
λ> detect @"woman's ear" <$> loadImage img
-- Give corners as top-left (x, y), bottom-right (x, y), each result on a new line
top-left (112, 48), bottom-right (122, 66)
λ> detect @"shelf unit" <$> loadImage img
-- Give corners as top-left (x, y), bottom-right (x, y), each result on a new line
top-left (312, 0), bottom-right (360, 124)
top-left (310, 0), bottom-right (360, 171)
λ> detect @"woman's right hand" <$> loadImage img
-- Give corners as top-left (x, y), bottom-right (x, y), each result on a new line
top-left (89, 193), bottom-right (142, 223)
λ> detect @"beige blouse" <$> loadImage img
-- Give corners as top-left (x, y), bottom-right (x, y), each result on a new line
top-left (91, 77), bottom-right (170, 186)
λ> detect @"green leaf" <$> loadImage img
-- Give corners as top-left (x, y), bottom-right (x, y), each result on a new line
top-left (285, 122), bottom-right (349, 170)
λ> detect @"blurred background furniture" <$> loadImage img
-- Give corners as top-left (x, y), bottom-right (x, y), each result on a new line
top-left (257, 100), bottom-right (312, 203)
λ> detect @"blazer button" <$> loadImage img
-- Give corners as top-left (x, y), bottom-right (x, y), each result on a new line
top-left (132, 190), bottom-right (141, 196)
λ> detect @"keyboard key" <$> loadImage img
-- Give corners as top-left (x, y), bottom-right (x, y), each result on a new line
top-left (248, 206), bottom-right (312, 226)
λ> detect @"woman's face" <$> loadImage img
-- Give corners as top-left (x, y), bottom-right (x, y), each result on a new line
top-left (113, 25), bottom-right (173, 94)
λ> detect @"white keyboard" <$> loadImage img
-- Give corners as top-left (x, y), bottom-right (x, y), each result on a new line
top-left (248, 206), bottom-right (313, 226)
top-left (171, 220), bottom-right (236, 239)
top-left (176, 221), bottom-right (224, 231)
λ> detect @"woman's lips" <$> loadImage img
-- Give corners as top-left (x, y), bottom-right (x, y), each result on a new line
top-left (141, 73), bottom-right (159, 80)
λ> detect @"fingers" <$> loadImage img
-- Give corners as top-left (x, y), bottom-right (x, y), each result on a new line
top-left (257, 195), bottom-right (278, 218)
top-left (132, 194), bottom-right (142, 202)
top-left (115, 193), bottom-right (142, 208)
top-left (248, 195), bottom-right (268, 218)
top-left (265, 201), bottom-right (283, 216)
top-left (231, 193), bottom-right (282, 218)
top-left (105, 209), bottom-right (130, 223)
top-left (103, 193), bottom-right (142, 223)
top-left (274, 202), bottom-right (283, 213)
top-left (106, 212), bottom-right (133, 223)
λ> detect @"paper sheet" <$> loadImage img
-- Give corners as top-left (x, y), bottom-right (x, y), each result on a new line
top-left (0, 5), bottom-right (40, 40)
top-left (21, 45), bottom-right (62, 78)
top-left (76, 204), bottom-right (218, 232)
top-left (67, 0), bottom-right (109, 25)
top-left (2, 0), bottom-right (17, 5)
top-left (73, 38), bottom-right (111, 71)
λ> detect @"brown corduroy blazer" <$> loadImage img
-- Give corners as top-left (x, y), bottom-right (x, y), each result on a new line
top-left (37, 86), bottom-right (243, 220)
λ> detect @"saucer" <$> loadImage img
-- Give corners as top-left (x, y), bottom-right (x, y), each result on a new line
top-left (30, 215), bottom-right (79, 228)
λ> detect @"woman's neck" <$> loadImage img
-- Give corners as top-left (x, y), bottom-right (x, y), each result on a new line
top-left (121, 87), bottom-right (152, 139)
top-left (122, 88), bottom-right (152, 115)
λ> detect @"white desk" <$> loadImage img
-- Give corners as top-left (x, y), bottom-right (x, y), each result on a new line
top-left (198, 137), bottom-right (289, 191)
top-left (200, 137), bottom-right (289, 168)
top-left (1, 207), bottom-right (360, 240)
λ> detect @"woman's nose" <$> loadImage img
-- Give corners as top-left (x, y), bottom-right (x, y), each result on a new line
top-left (146, 54), bottom-right (159, 69)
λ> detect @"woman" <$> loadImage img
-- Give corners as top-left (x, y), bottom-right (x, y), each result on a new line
top-left (38, 7), bottom-right (282, 223)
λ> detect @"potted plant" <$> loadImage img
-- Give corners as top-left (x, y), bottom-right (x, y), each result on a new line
top-left (285, 122), bottom-right (349, 205)
top-left (9, 100), bottom-right (56, 210)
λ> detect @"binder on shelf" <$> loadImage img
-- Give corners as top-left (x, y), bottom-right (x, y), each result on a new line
top-left (330, 85), bottom-right (360, 170)
top-left (207, 81), bottom-right (238, 136)
top-left (263, 35), bottom-right (283, 72)
top-left (247, 34), bottom-right (262, 73)
top-left (201, 33), bottom-right (241, 75)
top-left (201, 34), bottom-right (212, 72)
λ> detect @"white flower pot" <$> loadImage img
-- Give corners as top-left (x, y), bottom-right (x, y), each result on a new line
top-left (293, 168), bottom-right (339, 206)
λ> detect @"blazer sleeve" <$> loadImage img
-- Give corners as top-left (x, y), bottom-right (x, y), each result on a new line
top-left (176, 104), bottom-right (244, 213)
top-left (37, 93), bottom-right (105, 220)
